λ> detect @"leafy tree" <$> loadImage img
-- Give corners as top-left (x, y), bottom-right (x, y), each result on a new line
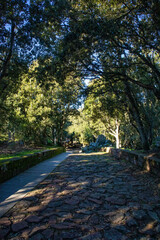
top-left (0, 1), bottom-right (31, 91)
top-left (44, 0), bottom-right (160, 149)
top-left (1, 0), bottom-right (160, 151)
top-left (40, 0), bottom-right (159, 98)
top-left (83, 76), bottom-right (160, 150)
top-left (5, 60), bottom-right (82, 145)
top-left (67, 112), bottom-right (95, 146)
top-left (83, 79), bottom-right (123, 148)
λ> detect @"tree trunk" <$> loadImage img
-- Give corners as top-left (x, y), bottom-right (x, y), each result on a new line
top-left (52, 127), bottom-right (57, 145)
top-left (130, 107), bottom-right (150, 150)
top-left (115, 118), bottom-right (120, 148)
top-left (57, 124), bottom-right (64, 146)
top-left (124, 82), bottom-right (150, 150)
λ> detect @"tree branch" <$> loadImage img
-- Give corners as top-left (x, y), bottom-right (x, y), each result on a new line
top-left (0, 19), bottom-right (15, 82)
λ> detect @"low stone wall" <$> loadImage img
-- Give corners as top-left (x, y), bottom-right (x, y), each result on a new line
top-left (108, 147), bottom-right (160, 176)
top-left (0, 147), bottom-right (65, 184)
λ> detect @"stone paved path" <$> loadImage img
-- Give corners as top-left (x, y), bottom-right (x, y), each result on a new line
top-left (0, 152), bottom-right (160, 240)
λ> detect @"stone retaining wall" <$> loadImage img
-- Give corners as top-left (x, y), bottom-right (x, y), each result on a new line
top-left (107, 147), bottom-right (160, 176)
top-left (0, 147), bottom-right (65, 183)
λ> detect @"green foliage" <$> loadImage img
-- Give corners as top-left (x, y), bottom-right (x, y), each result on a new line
top-left (67, 112), bottom-right (94, 145)
top-left (0, 149), bottom-right (46, 162)
top-left (0, 0), bottom-right (160, 150)
top-left (67, 75), bottom-right (160, 150)
top-left (1, 60), bottom-right (82, 145)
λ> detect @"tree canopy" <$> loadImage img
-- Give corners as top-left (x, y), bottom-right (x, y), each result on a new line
top-left (0, 0), bottom-right (160, 150)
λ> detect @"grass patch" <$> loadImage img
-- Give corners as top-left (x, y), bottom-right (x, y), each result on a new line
top-left (0, 147), bottom-right (65, 183)
top-left (0, 147), bottom-right (57, 162)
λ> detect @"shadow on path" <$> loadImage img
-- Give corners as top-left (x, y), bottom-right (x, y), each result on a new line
top-left (0, 152), bottom-right (160, 239)
top-left (0, 152), bottom-right (70, 218)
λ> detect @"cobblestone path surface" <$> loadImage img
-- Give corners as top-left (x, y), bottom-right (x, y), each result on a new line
top-left (0, 153), bottom-right (160, 240)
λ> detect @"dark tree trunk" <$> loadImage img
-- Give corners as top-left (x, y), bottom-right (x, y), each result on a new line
top-left (124, 82), bottom-right (150, 150)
